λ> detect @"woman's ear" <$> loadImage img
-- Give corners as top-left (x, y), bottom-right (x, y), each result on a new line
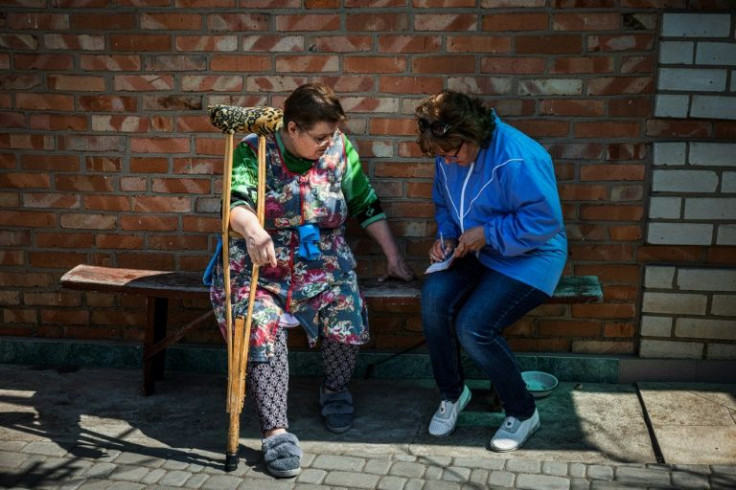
top-left (286, 120), bottom-right (300, 136)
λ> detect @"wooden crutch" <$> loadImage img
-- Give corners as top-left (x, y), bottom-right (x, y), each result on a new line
top-left (207, 105), bottom-right (282, 472)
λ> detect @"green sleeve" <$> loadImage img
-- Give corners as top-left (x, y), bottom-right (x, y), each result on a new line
top-left (341, 136), bottom-right (386, 228)
top-left (230, 141), bottom-right (258, 211)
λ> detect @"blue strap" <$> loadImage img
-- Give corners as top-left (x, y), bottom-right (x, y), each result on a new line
top-left (202, 238), bottom-right (223, 286)
top-left (298, 224), bottom-right (321, 261)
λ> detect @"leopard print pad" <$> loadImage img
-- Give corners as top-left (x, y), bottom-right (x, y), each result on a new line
top-left (208, 105), bottom-right (283, 135)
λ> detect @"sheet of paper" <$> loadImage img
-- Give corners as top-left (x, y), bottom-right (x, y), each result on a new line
top-left (424, 254), bottom-right (454, 274)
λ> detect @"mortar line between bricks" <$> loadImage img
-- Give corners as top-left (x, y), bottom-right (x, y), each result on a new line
top-left (635, 381), bottom-right (666, 465)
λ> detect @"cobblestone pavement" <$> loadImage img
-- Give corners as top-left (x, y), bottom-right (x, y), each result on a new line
top-left (1, 364), bottom-right (734, 489)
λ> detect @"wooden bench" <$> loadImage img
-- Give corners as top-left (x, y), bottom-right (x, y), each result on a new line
top-left (61, 264), bottom-right (603, 395)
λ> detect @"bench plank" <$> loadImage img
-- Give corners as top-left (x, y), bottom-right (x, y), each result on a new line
top-left (60, 263), bottom-right (602, 395)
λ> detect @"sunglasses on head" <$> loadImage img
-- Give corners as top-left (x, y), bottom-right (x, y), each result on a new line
top-left (418, 118), bottom-right (451, 137)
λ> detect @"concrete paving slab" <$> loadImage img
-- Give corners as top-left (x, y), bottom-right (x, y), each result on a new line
top-left (638, 382), bottom-right (736, 465)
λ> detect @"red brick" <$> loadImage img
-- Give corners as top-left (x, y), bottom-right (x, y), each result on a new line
top-left (70, 12), bottom-right (135, 30)
top-left (182, 215), bottom-right (219, 233)
top-left (368, 118), bottom-right (415, 137)
top-left (132, 196), bottom-right (192, 213)
top-left (588, 77), bottom-right (653, 95)
top-left (0, 34), bottom-right (39, 50)
top-left (55, 175), bottom-right (114, 192)
top-left (609, 97), bottom-right (652, 117)
top-left (149, 235), bottom-right (208, 251)
top-left (540, 99), bottom-right (605, 116)
top-left (23, 193), bottom-right (79, 209)
top-left (714, 121), bottom-right (736, 139)
top-left (177, 0), bottom-right (234, 6)
top-left (553, 13), bottom-right (620, 31)
top-left (572, 303), bottom-right (635, 319)
top-left (275, 55), bottom-right (338, 73)
top-left (603, 285), bottom-right (638, 301)
top-left (706, 247), bottom-right (736, 266)
top-left (131, 157), bottom-right (168, 174)
top-left (84, 195), bottom-right (131, 211)
top-left (152, 178), bottom-right (210, 194)
top-left (483, 13), bottom-right (548, 31)
top-left (78, 95), bottom-right (137, 112)
top-left (414, 13), bottom-right (477, 31)
top-left (130, 137), bottom-right (190, 154)
top-left (374, 162), bottom-right (434, 179)
top-left (92, 115), bottom-right (149, 133)
top-left (0, 134), bottom-right (54, 151)
top-left (382, 201), bottom-right (435, 219)
top-left (60, 213), bottom-right (116, 230)
top-left (558, 184), bottom-right (608, 201)
top-left (646, 119), bottom-right (711, 138)
top-left (481, 57), bottom-right (544, 73)
top-left (14, 53), bottom-right (73, 70)
top-left (0, 251), bottom-right (24, 266)
top-left (551, 56), bottom-right (614, 74)
top-left (512, 120), bottom-right (570, 138)
top-left (0, 173), bottom-right (50, 189)
top-left (379, 76), bottom-right (444, 95)
top-left (95, 234), bottom-right (145, 249)
top-left (36, 232), bottom-right (92, 249)
top-left (516, 35), bottom-right (582, 54)
top-left (347, 0), bottom-right (407, 6)
top-left (0, 271), bottom-right (52, 288)
top-left (142, 95), bottom-right (201, 111)
top-left (49, 74), bottom-right (104, 93)
top-left (310, 36), bottom-right (372, 53)
top-left (415, 55), bottom-right (477, 74)
top-left (113, 75), bottom-right (174, 91)
top-left (17, 93), bottom-right (74, 111)
top-left (305, 0), bottom-right (339, 6)
top-left (547, 143), bottom-right (604, 160)
top-left (566, 223), bottom-right (608, 241)
top-left (1, 73), bottom-right (43, 90)
top-left (40, 309), bottom-right (87, 326)
top-left (606, 143), bottom-right (647, 161)
top-left (580, 205), bottom-right (644, 221)
top-left (29, 114), bottom-right (88, 131)
top-left (575, 121), bottom-right (640, 138)
top-left (45, 33), bottom-right (104, 50)
top-left (378, 35), bottom-right (442, 53)
top-left (173, 158), bottom-right (220, 175)
top-left (345, 56), bottom-right (406, 74)
top-left (572, 340), bottom-right (634, 355)
top-left (448, 77), bottom-right (513, 96)
top-left (637, 245), bottom-right (702, 263)
top-left (575, 264), bottom-right (640, 283)
top-left (120, 215), bottom-right (179, 231)
top-left (58, 135), bottom-right (123, 152)
top-left (538, 320), bottom-right (601, 337)
top-left (276, 14), bottom-right (340, 31)
top-left (110, 34), bottom-right (171, 52)
top-left (141, 12), bottom-right (202, 30)
top-left (210, 55), bottom-right (271, 72)
top-left (21, 154), bottom-right (79, 172)
top-left (448, 36), bottom-right (512, 53)
top-left (184, 75), bottom-right (244, 91)
top-left (621, 55), bottom-right (655, 74)
top-left (86, 157), bottom-right (122, 173)
top-left (603, 321), bottom-right (636, 338)
top-left (511, 338), bottom-right (570, 353)
top-left (580, 164), bottom-right (644, 181)
top-left (9, 12), bottom-right (69, 30)
top-left (177, 35), bottom-right (238, 52)
top-left (0, 112), bottom-right (25, 129)
top-left (588, 34), bottom-right (654, 52)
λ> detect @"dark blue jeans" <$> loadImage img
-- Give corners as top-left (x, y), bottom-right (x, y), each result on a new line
top-left (421, 255), bottom-right (549, 419)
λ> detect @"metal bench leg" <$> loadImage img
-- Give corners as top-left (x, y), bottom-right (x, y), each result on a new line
top-left (143, 297), bottom-right (168, 396)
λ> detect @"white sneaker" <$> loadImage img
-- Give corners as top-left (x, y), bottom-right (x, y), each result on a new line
top-left (428, 385), bottom-right (472, 437)
top-left (490, 408), bottom-right (540, 452)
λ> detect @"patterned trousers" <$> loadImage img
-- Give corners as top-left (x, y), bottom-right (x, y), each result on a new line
top-left (246, 327), bottom-right (359, 432)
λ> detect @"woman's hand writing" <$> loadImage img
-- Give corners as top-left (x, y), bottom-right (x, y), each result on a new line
top-left (429, 237), bottom-right (456, 263)
top-left (453, 226), bottom-right (485, 259)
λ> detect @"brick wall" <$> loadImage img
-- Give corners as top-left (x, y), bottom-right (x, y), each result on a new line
top-left (0, 2), bottom-right (733, 357)
top-left (641, 11), bottom-right (736, 360)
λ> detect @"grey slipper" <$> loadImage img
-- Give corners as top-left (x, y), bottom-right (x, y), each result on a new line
top-left (261, 432), bottom-right (302, 478)
top-left (319, 384), bottom-right (354, 433)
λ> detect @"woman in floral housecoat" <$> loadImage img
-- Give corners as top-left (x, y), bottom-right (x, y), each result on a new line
top-left (207, 83), bottom-right (414, 478)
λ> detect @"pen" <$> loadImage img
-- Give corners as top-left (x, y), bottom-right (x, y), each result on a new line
top-left (440, 232), bottom-right (445, 255)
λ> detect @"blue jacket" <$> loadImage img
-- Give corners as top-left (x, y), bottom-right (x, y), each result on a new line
top-left (433, 116), bottom-right (567, 295)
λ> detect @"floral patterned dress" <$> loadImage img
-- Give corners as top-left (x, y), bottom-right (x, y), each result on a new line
top-left (209, 131), bottom-right (370, 362)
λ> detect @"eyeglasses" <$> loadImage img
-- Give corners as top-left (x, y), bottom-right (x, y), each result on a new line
top-left (297, 124), bottom-right (333, 146)
top-left (436, 141), bottom-right (463, 162)
top-left (418, 118), bottom-right (451, 137)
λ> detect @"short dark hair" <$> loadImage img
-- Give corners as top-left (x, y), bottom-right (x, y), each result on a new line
top-left (414, 90), bottom-right (495, 156)
top-left (283, 83), bottom-right (346, 130)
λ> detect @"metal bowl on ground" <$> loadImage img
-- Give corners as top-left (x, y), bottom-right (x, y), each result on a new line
top-left (521, 371), bottom-right (559, 399)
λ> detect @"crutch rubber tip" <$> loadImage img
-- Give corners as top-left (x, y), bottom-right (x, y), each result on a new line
top-left (225, 453), bottom-right (239, 472)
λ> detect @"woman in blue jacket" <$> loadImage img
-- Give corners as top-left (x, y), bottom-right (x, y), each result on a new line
top-left (415, 90), bottom-right (567, 452)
